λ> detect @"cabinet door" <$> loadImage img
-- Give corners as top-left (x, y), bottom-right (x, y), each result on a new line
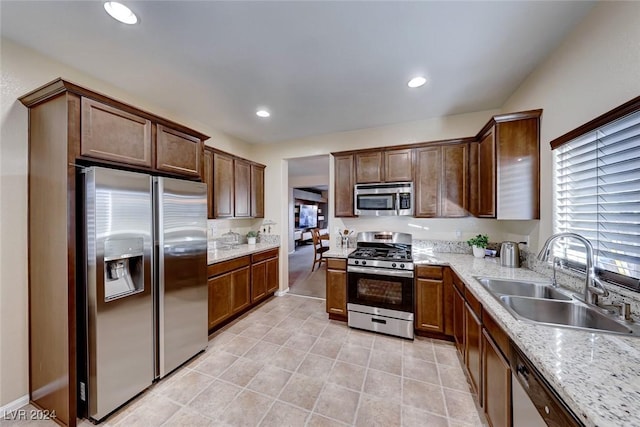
top-left (250, 164), bottom-right (265, 218)
top-left (414, 147), bottom-right (441, 217)
top-left (326, 268), bottom-right (347, 316)
top-left (213, 152), bottom-right (234, 218)
top-left (496, 118), bottom-right (540, 219)
top-left (156, 125), bottom-right (202, 177)
top-left (81, 97), bottom-right (152, 167)
top-left (355, 151), bottom-right (383, 183)
top-left (478, 130), bottom-right (496, 217)
top-left (384, 149), bottom-right (413, 182)
top-left (483, 330), bottom-right (512, 427)
top-left (415, 278), bottom-right (444, 333)
top-left (441, 144), bottom-right (468, 217)
top-left (266, 256), bottom-right (279, 294)
top-left (453, 285), bottom-right (465, 355)
top-left (465, 302), bottom-right (483, 400)
top-left (468, 141), bottom-right (480, 216)
top-left (208, 274), bottom-right (232, 329)
top-left (443, 269), bottom-right (454, 337)
top-left (231, 267), bottom-right (251, 314)
top-left (234, 159), bottom-right (251, 218)
top-left (203, 148), bottom-right (214, 219)
top-left (251, 261), bottom-right (267, 303)
top-left (334, 154), bottom-right (355, 217)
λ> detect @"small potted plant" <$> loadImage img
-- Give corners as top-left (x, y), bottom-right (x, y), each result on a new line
top-left (467, 234), bottom-right (489, 258)
top-left (247, 230), bottom-right (259, 245)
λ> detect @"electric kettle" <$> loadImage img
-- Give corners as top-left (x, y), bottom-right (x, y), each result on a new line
top-left (500, 241), bottom-right (520, 268)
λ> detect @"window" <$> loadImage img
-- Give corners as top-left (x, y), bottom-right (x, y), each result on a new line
top-left (552, 98), bottom-right (640, 291)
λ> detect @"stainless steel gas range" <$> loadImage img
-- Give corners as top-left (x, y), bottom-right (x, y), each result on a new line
top-left (347, 231), bottom-right (414, 339)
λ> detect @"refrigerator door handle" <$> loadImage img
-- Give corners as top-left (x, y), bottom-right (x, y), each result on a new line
top-left (153, 177), bottom-right (165, 380)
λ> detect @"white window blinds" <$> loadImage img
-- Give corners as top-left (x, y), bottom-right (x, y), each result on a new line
top-left (555, 109), bottom-right (640, 282)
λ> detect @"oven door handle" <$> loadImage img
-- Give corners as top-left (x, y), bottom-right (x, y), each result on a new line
top-left (347, 265), bottom-right (414, 279)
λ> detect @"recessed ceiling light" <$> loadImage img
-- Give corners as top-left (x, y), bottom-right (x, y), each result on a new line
top-left (104, 1), bottom-right (138, 25)
top-left (256, 109), bottom-right (270, 118)
top-left (407, 76), bottom-right (427, 88)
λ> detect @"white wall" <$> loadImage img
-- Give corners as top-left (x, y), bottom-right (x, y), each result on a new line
top-left (0, 38), bottom-right (256, 407)
top-left (501, 1), bottom-right (640, 250)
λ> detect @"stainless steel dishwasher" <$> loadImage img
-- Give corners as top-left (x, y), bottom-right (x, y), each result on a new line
top-left (510, 343), bottom-right (583, 427)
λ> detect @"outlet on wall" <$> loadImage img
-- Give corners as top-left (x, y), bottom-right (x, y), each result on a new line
top-left (455, 230), bottom-right (462, 239)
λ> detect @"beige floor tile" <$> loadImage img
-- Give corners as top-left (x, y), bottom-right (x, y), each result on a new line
top-left (187, 380), bottom-right (243, 419)
top-left (434, 345), bottom-right (460, 367)
top-left (310, 337), bottom-right (343, 359)
top-left (320, 323), bottom-right (349, 342)
top-left (116, 394), bottom-right (179, 426)
top-left (262, 327), bottom-right (293, 345)
top-left (369, 349), bottom-right (402, 376)
top-left (289, 308), bottom-right (313, 320)
top-left (345, 329), bottom-right (375, 348)
top-left (208, 330), bottom-right (236, 347)
top-left (314, 382), bottom-right (360, 425)
top-left (300, 317), bottom-right (329, 337)
top-left (439, 363), bottom-right (472, 392)
top-left (373, 334), bottom-right (405, 353)
top-left (306, 414), bottom-right (350, 427)
top-left (355, 394), bottom-right (401, 427)
top-left (297, 353), bottom-right (335, 380)
top-left (283, 331), bottom-right (318, 352)
top-left (337, 343), bottom-right (371, 367)
top-left (247, 365), bottom-right (292, 397)
top-left (164, 407), bottom-right (214, 426)
top-left (193, 350), bottom-right (238, 377)
top-left (402, 378), bottom-right (446, 416)
top-left (402, 341), bottom-right (436, 362)
top-left (219, 357), bottom-right (264, 387)
top-left (218, 390), bottom-right (274, 427)
top-left (403, 356), bottom-right (440, 385)
top-left (278, 373), bottom-right (324, 410)
top-left (221, 335), bottom-right (259, 356)
top-left (401, 405), bottom-right (449, 427)
top-left (363, 369), bottom-right (402, 402)
top-left (327, 361), bottom-right (366, 391)
top-left (240, 323), bottom-right (273, 340)
top-left (158, 370), bottom-right (213, 404)
top-left (224, 320), bottom-right (251, 335)
top-left (259, 401), bottom-right (310, 427)
top-left (444, 388), bottom-right (484, 425)
top-left (268, 346), bottom-right (306, 372)
top-left (275, 317), bottom-right (302, 332)
top-left (244, 340), bottom-right (281, 361)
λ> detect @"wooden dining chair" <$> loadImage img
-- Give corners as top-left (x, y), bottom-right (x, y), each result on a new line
top-left (311, 228), bottom-right (329, 271)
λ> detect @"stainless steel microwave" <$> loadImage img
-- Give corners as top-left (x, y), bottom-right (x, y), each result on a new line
top-left (354, 182), bottom-right (413, 216)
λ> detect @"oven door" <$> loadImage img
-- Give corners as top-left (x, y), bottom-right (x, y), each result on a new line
top-left (347, 266), bottom-right (414, 313)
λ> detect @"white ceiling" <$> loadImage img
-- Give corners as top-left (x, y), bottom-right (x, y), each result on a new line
top-left (1, 1), bottom-right (595, 144)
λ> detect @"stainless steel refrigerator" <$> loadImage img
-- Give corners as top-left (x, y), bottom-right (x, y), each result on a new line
top-left (79, 166), bottom-right (208, 421)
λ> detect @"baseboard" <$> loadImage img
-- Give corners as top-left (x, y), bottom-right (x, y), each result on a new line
top-left (0, 394), bottom-right (29, 418)
top-left (274, 288), bottom-right (289, 296)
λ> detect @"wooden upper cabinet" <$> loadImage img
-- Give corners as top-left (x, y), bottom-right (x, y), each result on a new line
top-left (355, 151), bottom-right (383, 183)
top-left (334, 154), bottom-right (356, 217)
top-left (251, 164), bottom-right (265, 218)
top-left (213, 151), bottom-right (234, 218)
top-left (203, 148), bottom-right (214, 219)
top-left (156, 125), bottom-right (202, 177)
top-left (468, 141), bottom-right (480, 217)
top-left (441, 143), bottom-right (468, 217)
top-left (384, 148), bottom-right (413, 182)
top-left (81, 97), bottom-right (152, 168)
top-left (414, 146), bottom-right (441, 217)
top-left (477, 130), bottom-right (496, 218)
top-left (234, 159), bottom-right (251, 217)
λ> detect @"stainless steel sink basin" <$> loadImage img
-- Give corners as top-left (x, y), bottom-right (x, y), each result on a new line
top-left (499, 296), bottom-right (634, 335)
top-left (476, 278), bottom-right (572, 301)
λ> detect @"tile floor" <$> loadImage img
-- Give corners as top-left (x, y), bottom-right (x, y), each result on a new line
top-left (6, 295), bottom-right (486, 426)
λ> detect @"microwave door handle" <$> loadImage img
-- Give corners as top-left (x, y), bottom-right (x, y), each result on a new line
top-left (395, 194), bottom-right (400, 215)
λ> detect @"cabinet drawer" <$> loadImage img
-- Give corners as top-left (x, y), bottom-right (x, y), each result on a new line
top-left (208, 255), bottom-right (250, 277)
top-left (156, 125), bottom-right (202, 177)
top-left (252, 248), bottom-right (279, 263)
top-left (465, 287), bottom-right (482, 319)
top-left (483, 310), bottom-right (510, 359)
top-left (416, 265), bottom-right (443, 279)
top-left (327, 258), bottom-right (347, 270)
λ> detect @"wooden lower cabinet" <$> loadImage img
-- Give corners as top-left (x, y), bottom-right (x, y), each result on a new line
top-left (483, 329), bottom-right (511, 427)
top-left (326, 258), bottom-right (347, 319)
top-left (266, 256), bottom-right (279, 294)
top-left (452, 284), bottom-right (465, 355)
top-left (208, 266), bottom-right (249, 329)
top-left (251, 248), bottom-right (280, 302)
top-left (465, 301), bottom-right (483, 401)
top-left (414, 265), bottom-right (445, 334)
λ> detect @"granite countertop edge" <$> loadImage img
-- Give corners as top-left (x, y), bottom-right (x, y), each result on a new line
top-left (207, 242), bottom-right (280, 264)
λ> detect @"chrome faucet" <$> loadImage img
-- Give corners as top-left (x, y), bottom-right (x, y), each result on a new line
top-left (537, 232), bottom-right (609, 304)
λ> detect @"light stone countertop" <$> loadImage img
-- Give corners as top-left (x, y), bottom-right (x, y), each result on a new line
top-left (415, 250), bottom-right (640, 427)
top-left (324, 247), bottom-right (356, 258)
top-left (207, 242), bottom-right (280, 265)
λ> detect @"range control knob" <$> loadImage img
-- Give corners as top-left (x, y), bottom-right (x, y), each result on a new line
top-left (354, 260), bottom-right (359, 265)
top-left (392, 263), bottom-right (397, 268)
top-left (400, 263), bottom-right (405, 269)
top-left (362, 261), bottom-right (367, 266)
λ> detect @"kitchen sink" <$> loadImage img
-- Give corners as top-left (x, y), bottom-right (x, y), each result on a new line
top-left (476, 277), bottom-right (572, 301)
top-left (499, 296), bottom-right (634, 335)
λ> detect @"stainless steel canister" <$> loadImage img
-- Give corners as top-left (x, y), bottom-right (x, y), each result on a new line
top-left (500, 241), bottom-right (520, 268)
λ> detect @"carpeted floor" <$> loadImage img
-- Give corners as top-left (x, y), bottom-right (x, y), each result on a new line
top-left (288, 244), bottom-right (326, 299)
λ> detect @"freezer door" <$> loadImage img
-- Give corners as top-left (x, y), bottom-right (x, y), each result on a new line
top-left (155, 177), bottom-right (208, 378)
top-left (84, 167), bottom-right (154, 421)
